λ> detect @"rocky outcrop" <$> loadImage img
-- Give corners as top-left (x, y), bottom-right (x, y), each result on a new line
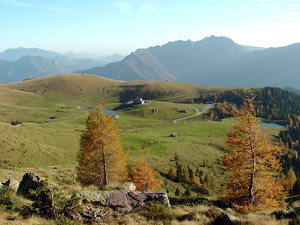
top-left (17, 172), bottom-right (44, 196)
top-left (3, 179), bottom-right (19, 192)
top-left (74, 190), bottom-right (170, 213)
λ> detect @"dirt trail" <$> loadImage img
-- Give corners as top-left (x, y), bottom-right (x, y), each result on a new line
top-left (173, 104), bottom-right (214, 124)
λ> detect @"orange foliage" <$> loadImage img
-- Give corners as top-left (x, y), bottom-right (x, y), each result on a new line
top-left (286, 168), bottom-right (297, 193)
top-left (132, 153), bottom-right (161, 192)
top-left (223, 97), bottom-right (286, 212)
top-left (77, 105), bottom-right (128, 187)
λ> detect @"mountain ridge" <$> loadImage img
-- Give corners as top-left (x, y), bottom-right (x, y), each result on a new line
top-left (0, 48), bottom-right (124, 83)
top-left (78, 36), bottom-right (300, 88)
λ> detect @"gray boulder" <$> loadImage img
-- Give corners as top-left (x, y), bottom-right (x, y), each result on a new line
top-left (17, 172), bottom-right (44, 196)
top-left (211, 213), bottom-right (237, 225)
top-left (3, 179), bottom-right (19, 192)
top-left (170, 132), bottom-right (179, 137)
top-left (121, 182), bottom-right (136, 191)
top-left (73, 190), bottom-right (170, 213)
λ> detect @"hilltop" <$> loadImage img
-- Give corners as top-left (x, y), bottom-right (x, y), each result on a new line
top-left (1, 73), bottom-right (228, 106)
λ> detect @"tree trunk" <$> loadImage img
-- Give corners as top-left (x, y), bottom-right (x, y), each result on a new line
top-left (249, 154), bottom-right (255, 204)
top-left (101, 143), bottom-right (108, 186)
top-left (249, 131), bottom-right (256, 204)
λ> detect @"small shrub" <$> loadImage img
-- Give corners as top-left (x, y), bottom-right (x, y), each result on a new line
top-left (290, 218), bottom-right (300, 225)
top-left (184, 189), bottom-right (191, 197)
top-left (169, 197), bottom-right (212, 206)
top-left (204, 207), bottom-right (223, 219)
top-left (56, 215), bottom-right (83, 225)
top-left (20, 180), bottom-right (84, 220)
top-left (0, 186), bottom-right (22, 211)
top-left (61, 196), bottom-right (84, 214)
top-left (175, 188), bottom-right (180, 196)
top-left (140, 202), bottom-right (175, 222)
top-left (177, 210), bottom-right (198, 221)
top-left (0, 186), bottom-right (13, 210)
top-left (20, 180), bottom-right (56, 219)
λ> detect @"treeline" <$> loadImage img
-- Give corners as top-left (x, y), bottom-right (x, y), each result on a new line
top-left (166, 155), bottom-right (216, 197)
top-left (203, 87), bottom-right (300, 121)
top-left (278, 115), bottom-right (300, 195)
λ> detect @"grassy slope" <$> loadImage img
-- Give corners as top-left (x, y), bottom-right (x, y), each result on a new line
top-left (0, 73), bottom-right (282, 196)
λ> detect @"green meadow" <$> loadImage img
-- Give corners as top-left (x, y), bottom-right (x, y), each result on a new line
top-left (0, 74), bottom-right (282, 196)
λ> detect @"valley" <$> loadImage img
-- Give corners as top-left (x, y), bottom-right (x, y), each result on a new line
top-left (0, 74), bottom-right (282, 195)
top-left (0, 73), bottom-right (297, 225)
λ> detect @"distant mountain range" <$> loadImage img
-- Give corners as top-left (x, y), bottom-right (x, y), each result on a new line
top-left (0, 47), bottom-right (124, 62)
top-left (78, 36), bottom-right (300, 88)
top-left (1, 36), bottom-right (300, 88)
top-left (0, 48), bottom-right (124, 83)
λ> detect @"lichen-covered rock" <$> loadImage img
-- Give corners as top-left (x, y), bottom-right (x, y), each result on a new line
top-left (73, 190), bottom-right (110, 205)
top-left (73, 190), bottom-right (170, 213)
top-left (122, 182), bottom-right (136, 191)
top-left (3, 179), bottom-right (19, 192)
top-left (17, 172), bottom-right (44, 196)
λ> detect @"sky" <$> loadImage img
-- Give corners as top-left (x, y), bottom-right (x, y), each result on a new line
top-left (1, 0), bottom-right (300, 56)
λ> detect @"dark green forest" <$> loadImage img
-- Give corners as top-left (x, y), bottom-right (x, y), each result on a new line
top-left (205, 87), bottom-right (300, 121)
top-left (201, 87), bottom-right (300, 196)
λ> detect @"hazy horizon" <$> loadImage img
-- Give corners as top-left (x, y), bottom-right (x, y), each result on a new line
top-left (1, 0), bottom-right (300, 55)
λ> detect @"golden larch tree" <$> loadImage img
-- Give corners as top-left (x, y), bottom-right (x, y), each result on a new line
top-left (77, 105), bottom-right (128, 187)
top-left (223, 97), bottom-right (286, 212)
top-left (168, 166), bottom-right (177, 180)
top-left (286, 168), bottom-right (297, 193)
top-left (132, 153), bottom-right (161, 192)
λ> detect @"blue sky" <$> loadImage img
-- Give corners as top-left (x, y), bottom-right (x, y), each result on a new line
top-left (1, 0), bottom-right (300, 56)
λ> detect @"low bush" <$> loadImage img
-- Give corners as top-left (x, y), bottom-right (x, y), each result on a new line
top-left (20, 180), bottom-right (83, 220)
top-left (169, 196), bottom-right (212, 206)
top-left (56, 215), bottom-right (83, 225)
top-left (0, 186), bottom-right (22, 211)
top-left (140, 202), bottom-right (175, 222)
top-left (290, 219), bottom-right (300, 225)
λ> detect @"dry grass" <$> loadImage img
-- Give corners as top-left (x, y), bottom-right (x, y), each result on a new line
top-left (0, 211), bottom-right (55, 225)
top-left (240, 211), bottom-right (289, 225)
top-left (123, 205), bottom-right (290, 225)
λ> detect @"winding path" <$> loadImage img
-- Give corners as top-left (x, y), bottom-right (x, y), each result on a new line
top-left (173, 104), bottom-right (214, 124)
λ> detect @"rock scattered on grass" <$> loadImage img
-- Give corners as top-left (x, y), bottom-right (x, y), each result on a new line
top-left (211, 213), bottom-right (237, 225)
top-left (3, 179), bottom-right (19, 192)
top-left (170, 132), bottom-right (179, 137)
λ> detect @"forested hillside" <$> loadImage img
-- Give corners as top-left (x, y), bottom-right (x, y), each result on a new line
top-left (207, 87), bottom-right (300, 121)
